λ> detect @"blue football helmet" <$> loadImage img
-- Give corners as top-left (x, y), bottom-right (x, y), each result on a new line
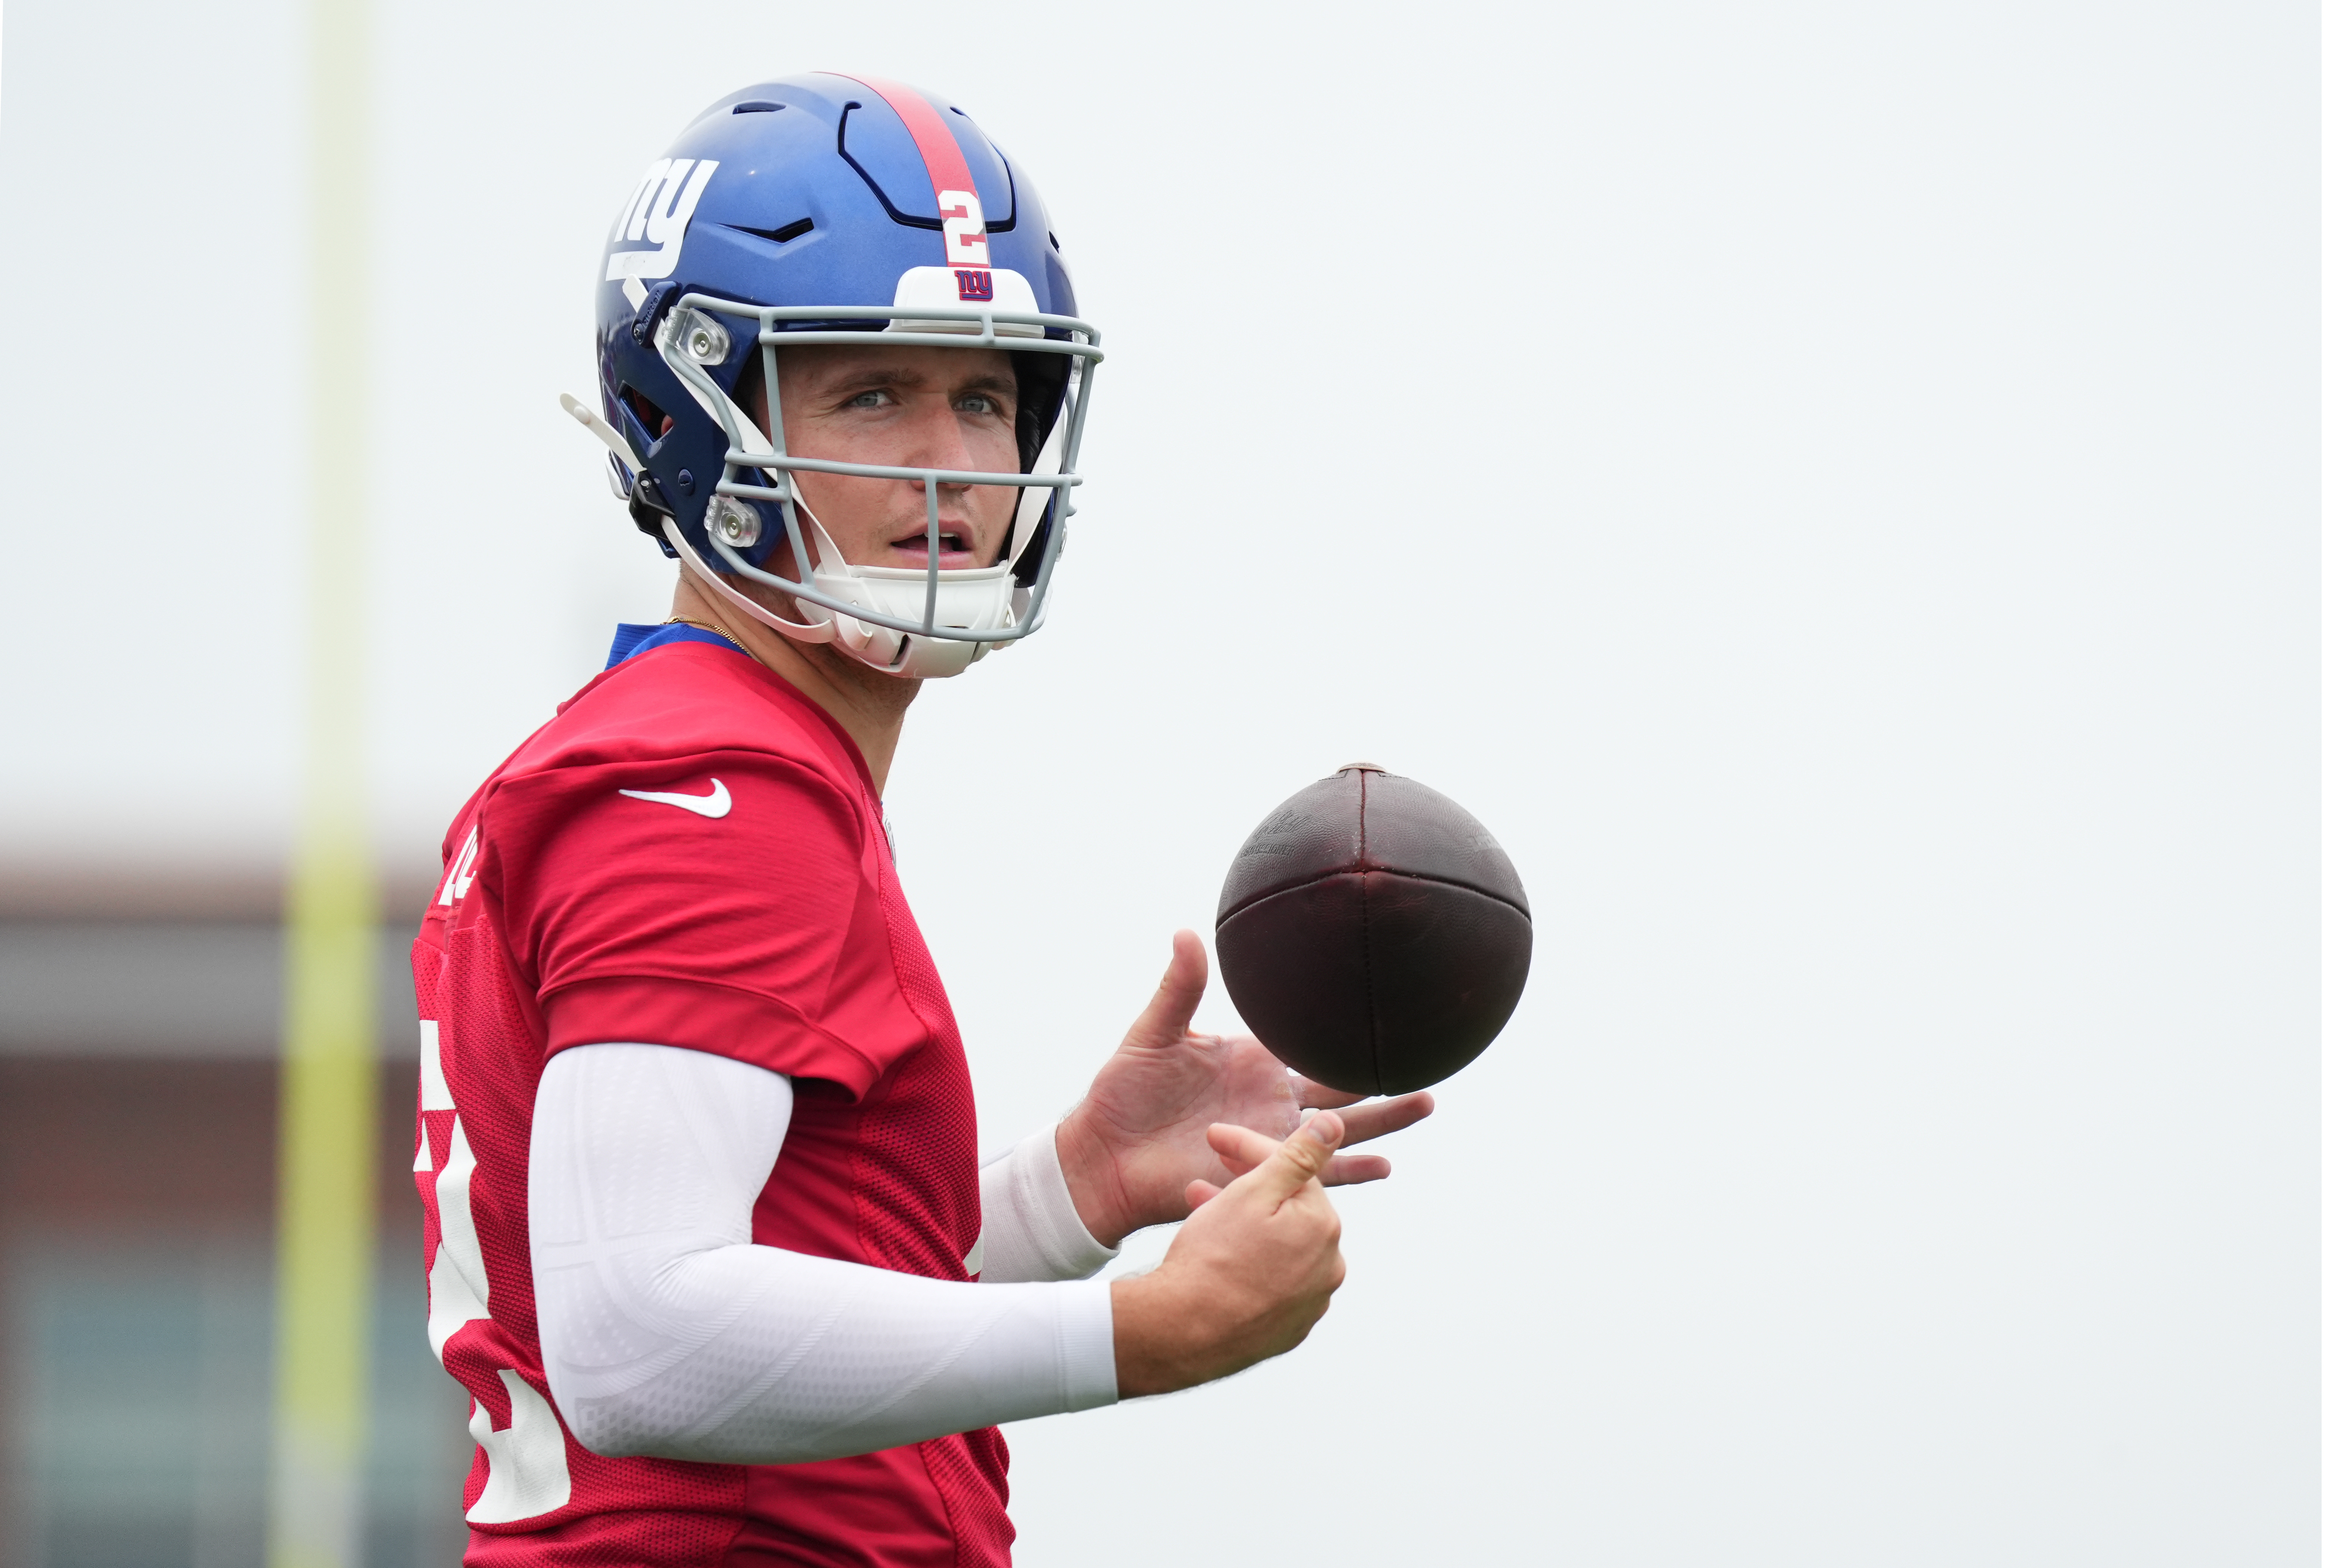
top-left (563, 73), bottom-right (1104, 678)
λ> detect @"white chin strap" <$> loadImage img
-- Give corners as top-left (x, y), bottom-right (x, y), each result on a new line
top-left (563, 389), bottom-right (1061, 681)
top-left (667, 503), bottom-right (1019, 681)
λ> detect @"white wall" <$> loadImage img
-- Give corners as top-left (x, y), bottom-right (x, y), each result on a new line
top-left (0, 2), bottom-right (2314, 1562)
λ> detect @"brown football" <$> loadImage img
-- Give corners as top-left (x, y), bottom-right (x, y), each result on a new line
top-left (1214, 765), bottom-right (1532, 1096)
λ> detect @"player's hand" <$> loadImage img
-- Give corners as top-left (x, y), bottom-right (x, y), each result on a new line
top-left (1109, 1113), bottom-right (1348, 1397)
top-left (1057, 930), bottom-right (1434, 1245)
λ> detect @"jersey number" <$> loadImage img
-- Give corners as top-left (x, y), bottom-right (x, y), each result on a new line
top-left (938, 189), bottom-right (990, 268)
top-left (421, 1019), bottom-right (574, 1523)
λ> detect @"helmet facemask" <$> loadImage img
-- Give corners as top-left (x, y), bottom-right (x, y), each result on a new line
top-left (653, 291), bottom-right (1099, 679)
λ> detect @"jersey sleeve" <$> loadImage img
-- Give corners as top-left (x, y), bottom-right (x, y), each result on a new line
top-left (488, 750), bottom-right (926, 1098)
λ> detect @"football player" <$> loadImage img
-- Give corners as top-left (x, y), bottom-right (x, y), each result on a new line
top-left (411, 73), bottom-right (1433, 1565)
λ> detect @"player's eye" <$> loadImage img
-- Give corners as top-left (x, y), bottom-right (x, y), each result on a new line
top-left (847, 388), bottom-right (890, 409)
top-left (954, 393), bottom-right (1000, 415)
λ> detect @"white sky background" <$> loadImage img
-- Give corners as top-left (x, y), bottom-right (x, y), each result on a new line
top-left (0, 2), bottom-right (2316, 1564)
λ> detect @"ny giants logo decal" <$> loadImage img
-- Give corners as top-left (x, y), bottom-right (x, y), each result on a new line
top-left (953, 269), bottom-right (994, 302)
top-left (606, 158), bottom-right (721, 304)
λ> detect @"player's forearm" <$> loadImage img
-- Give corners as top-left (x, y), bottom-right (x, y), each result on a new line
top-left (541, 1241), bottom-right (1115, 1463)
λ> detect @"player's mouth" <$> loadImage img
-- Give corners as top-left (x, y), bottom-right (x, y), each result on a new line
top-left (890, 523), bottom-right (975, 561)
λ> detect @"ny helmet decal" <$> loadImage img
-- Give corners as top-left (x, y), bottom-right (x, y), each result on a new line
top-left (606, 159), bottom-right (721, 306)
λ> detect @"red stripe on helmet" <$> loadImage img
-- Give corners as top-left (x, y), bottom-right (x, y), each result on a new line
top-left (825, 73), bottom-right (990, 269)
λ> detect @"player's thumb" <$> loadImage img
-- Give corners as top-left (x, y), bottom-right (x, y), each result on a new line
top-left (1122, 930), bottom-right (1209, 1049)
top-left (1237, 1110), bottom-right (1344, 1204)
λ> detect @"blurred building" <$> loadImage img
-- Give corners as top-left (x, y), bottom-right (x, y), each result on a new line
top-left (0, 873), bottom-right (470, 1567)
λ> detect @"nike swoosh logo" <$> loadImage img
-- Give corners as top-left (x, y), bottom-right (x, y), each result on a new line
top-left (617, 778), bottom-right (732, 819)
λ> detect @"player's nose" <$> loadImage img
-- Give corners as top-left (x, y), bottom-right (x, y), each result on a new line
top-left (897, 396), bottom-right (1010, 479)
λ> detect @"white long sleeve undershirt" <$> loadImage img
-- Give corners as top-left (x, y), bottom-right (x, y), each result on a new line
top-left (528, 1042), bottom-right (1120, 1465)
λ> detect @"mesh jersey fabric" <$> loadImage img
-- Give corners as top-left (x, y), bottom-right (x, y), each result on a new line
top-left (411, 636), bottom-right (1017, 1568)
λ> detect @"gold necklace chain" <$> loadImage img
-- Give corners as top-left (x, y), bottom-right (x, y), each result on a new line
top-left (664, 616), bottom-right (749, 652)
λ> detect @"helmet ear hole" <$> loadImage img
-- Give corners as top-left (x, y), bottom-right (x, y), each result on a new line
top-left (619, 383), bottom-right (674, 441)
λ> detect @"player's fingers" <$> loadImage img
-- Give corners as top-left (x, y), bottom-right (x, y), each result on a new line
top-left (1332, 1090), bottom-right (1435, 1147)
top-left (1320, 1153), bottom-right (1394, 1187)
top-left (1220, 1112), bottom-right (1343, 1206)
top-left (1203, 1120), bottom-right (1284, 1169)
top-left (1183, 1149), bottom-right (1254, 1186)
top-left (1121, 931), bottom-right (1209, 1050)
top-left (1289, 1075), bottom-right (1370, 1111)
top-left (1183, 1179), bottom-right (1219, 1212)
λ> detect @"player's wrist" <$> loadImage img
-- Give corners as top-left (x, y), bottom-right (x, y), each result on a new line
top-left (1054, 1112), bottom-right (1137, 1247)
top-left (1108, 1272), bottom-right (1215, 1398)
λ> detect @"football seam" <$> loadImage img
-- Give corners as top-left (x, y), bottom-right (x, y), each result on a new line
top-left (1215, 867), bottom-right (1534, 925)
top-left (1358, 769), bottom-right (1381, 1095)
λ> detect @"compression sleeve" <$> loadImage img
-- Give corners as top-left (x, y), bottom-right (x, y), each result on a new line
top-left (528, 1043), bottom-right (1119, 1465)
top-left (974, 1127), bottom-right (1121, 1284)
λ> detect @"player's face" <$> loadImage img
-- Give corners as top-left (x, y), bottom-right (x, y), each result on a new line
top-left (745, 345), bottom-right (1022, 573)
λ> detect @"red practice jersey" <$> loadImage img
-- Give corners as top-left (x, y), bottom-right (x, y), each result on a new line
top-left (411, 626), bottom-right (1013, 1567)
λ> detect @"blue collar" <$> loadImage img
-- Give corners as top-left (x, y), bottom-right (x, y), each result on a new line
top-left (605, 622), bottom-right (751, 669)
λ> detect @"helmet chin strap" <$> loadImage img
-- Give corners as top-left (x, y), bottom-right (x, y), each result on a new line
top-left (679, 383), bottom-right (1017, 679)
top-left (664, 514), bottom-right (840, 647)
top-left (564, 391), bottom-right (844, 648)
top-left (1007, 398), bottom-right (1069, 567)
top-left (562, 386), bottom-right (1033, 681)
top-left (715, 426), bottom-right (1004, 679)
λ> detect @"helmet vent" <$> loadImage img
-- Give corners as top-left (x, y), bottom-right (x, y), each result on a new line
top-left (732, 101), bottom-right (785, 114)
top-left (837, 101), bottom-right (1018, 235)
top-left (726, 216), bottom-right (815, 246)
